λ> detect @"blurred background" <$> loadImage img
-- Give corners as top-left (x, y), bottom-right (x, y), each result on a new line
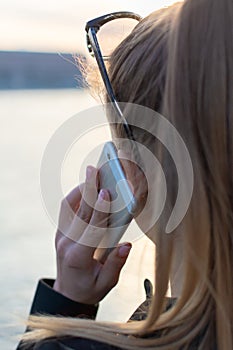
top-left (0, 1), bottom-right (175, 349)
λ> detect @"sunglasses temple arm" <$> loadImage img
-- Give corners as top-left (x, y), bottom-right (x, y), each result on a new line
top-left (88, 28), bottom-right (135, 140)
top-left (112, 101), bottom-right (135, 141)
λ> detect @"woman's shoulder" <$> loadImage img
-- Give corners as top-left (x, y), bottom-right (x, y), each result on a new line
top-left (34, 337), bottom-right (122, 350)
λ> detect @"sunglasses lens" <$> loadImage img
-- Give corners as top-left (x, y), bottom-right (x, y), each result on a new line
top-left (97, 18), bottom-right (139, 59)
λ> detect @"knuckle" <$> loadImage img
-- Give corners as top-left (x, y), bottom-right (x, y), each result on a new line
top-left (77, 205), bottom-right (92, 223)
top-left (56, 238), bottom-right (68, 259)
top-left (92, 209), bottom-right (108, 228)
top-left (60, 198), bottom-right (70, 211)
top-left (55, 233), bottom-right (61, 249)
top-left (109, 276), bottom-right (119, 289)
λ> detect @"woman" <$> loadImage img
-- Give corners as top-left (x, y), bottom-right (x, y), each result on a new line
top-left (17, 0), bottom-right (233, 349)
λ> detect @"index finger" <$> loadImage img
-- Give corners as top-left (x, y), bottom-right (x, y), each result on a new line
top-left (65, 183), bottom-right (84, 212)
top-left (57, 184), bottom-right (84, 240)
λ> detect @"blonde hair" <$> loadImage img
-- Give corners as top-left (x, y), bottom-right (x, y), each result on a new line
top-left (23, 0), bottom-right (233, 348)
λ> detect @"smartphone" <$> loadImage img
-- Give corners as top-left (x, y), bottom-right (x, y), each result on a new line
top-left (94, 141), bottom-right (137, 262)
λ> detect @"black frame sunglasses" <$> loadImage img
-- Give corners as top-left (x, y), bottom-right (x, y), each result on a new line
top-left (85, 12), bottom-right (142, 140)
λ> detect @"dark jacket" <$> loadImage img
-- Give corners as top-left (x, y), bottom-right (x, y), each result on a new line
top-left (16, 279), bottom-right (209, 350)
top-left (16, 278), bottom-right (157, 350)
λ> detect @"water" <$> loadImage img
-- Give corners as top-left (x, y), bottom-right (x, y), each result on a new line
top-left (0, 89), bottom-right (154, 349)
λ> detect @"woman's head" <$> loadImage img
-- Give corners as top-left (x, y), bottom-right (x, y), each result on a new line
top-left (108, 5), bottom-right (176, 112)
top-left (108, 0), bottom-right (233, 347)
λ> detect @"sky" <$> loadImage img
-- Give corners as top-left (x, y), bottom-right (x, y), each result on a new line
top-left (0, 0), bottom-right (177, 55)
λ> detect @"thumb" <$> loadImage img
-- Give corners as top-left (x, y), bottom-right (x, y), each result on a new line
top-left (100, 243), bottom-right (132, 289)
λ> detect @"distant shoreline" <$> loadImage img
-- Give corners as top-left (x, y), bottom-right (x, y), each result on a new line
top-left (0, 51), bottom-right (85, 90)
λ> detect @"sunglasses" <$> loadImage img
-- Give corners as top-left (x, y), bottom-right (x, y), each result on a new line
top-left (85, 12), bottom-right (142, 140)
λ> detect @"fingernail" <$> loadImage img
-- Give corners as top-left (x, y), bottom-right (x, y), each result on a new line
top-left (99, 189), bottom-right (106, 201)
top-left (118, 243), bottom-right (132, 258)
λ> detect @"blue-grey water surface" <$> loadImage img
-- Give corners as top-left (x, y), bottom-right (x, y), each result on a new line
top-left (0, 89), bottom-right (154, 350)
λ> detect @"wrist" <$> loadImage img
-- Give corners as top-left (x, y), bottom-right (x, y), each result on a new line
top-left (53, 279), bottom-right (99, 305)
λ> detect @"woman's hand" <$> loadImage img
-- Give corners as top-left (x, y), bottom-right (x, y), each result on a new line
top-left (53, 165), bottom-right (132, 305)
